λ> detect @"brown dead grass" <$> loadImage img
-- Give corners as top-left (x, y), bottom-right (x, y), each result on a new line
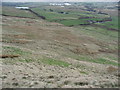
top-left (2, 16), bottom-right (117, 57)
top-left (107, 66), bottom-right (118, 73)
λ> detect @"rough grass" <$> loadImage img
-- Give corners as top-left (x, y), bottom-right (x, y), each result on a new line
top-left (90, 58), bottom-right (119, 66)
top-left (75, 26), bottom-right (118, 43)
top-left (41, 57), bottom-right (71, 67)
top-left (2, 58), bottom-right (34, 64)
top-left (2, 56), bottom-right (71, 67)
top-left (77, 57), bottom-right (120, 66)
top-left (70, 54), bottom-right (119, 66)
top-left (3, 46), bottom-right (31, 55)
top-left (96, 16), bottom-right (118, 30)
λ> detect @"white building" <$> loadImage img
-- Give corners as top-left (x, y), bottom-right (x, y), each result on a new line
top-left (50, 3), bottom-right (63, 6)
top-left (49, 3), bottom-right (71, 6)
top-left (15, 7), bottom-right (29, 10)
top-left (64, 3), bottom-right (71, 6)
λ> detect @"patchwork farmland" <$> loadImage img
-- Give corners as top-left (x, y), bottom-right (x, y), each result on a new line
top-left (1, 2), bottom-right (119, 88)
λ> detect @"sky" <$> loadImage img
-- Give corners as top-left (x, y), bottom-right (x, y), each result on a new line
top-left (1, 0), bottom-right (119, 2)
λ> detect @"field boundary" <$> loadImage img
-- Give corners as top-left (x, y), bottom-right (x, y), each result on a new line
top-left (1, 14), bottom-right (38, 19)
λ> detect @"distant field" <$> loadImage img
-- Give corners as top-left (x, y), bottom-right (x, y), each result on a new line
top-left (2, 6), bottom-right (38, 18)
top-left (31, 7), bottom-right (109, 26)
top-left (95, 16), bottom-right (118, 30)
top-left (2, 5), bottom-right (118, 30)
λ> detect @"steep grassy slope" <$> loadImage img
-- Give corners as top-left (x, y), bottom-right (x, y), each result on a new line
top-left (1, 2), bottom-right (119, 88)
top-left (2, 15), bottom-right (119, 88)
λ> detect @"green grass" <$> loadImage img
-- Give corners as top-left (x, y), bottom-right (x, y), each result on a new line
top-left (41, 57), bottom-right (71, 67)
top-left (79, 71), bottom-right (88, 75)
top-left (70, 54), bottom-right (119, 66)
top-left (3, 46), bottom-right (70, 67)
top-left (58, 19), bottom-right (88, 26)
top-left (95, 16), bottom-right (118, 30)
top-left (3, 6), bottom-right (117, 29)
top-left (31, 7), bottom-right (118, 30)
top-left (32, 7), bottom-right (118, 30)
top-left (2, 58), bottom-right (33, 64)
top-left (90, 58), bottom-right (119, 66)
top-left (75, 26), bottom-right (118, 42)
top-left (3, 56), bottom-right (71, 67)
top-left (32, 8), bottom-right (79, 20)
top-left (57, 18), bottom-right (104, 26)
top-left (2, 6), bottom-right (38, 18)
top-left (84, 26), bottom-right (118, 37)
top-left (2, 5), bottom-right (118, 30)
top-left (31, 7), bottom-right (108, 26)
top-left (18, 58), bottom-right (33, 63)
top-left (3, 46), bottom-right (31, 55)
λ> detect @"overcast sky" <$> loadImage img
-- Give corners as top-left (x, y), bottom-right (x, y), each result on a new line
top-left (1, 0), bottom-right (119, 2)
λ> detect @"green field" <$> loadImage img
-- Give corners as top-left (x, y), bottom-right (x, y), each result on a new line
top-left (95, 16), bottom-right (119, 30)
top-left (31, 7), bottom-right (110, 26)
top-left (2, 6), bottom-right (38, 18)
top-left (2, 4), bottom-right (118, 30)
